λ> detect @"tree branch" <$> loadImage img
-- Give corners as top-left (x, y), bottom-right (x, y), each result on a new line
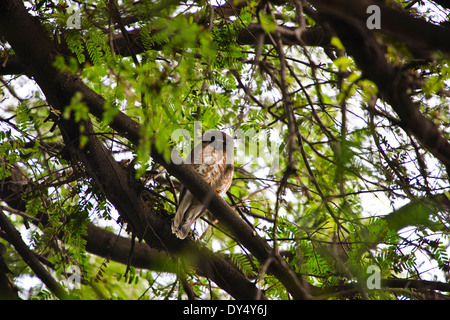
top-left (309, 0), bottom-right (450, 176)
top-left (0, 243), bottom-right (20, 300)
top-left (0, 0), bottom-right (315, 300)
top-left (316, 278), bottom-right (450, 299)
top-left (0, 209), bottom-right (69, 299)
top-left (0, 159), bottom-right (258, 292)
top-left (0, 0), bottom-right (270, 300)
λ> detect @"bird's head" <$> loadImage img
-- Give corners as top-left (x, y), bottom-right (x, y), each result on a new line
top-left (203, 130), bottom-right (234, 151)
top-left (202, 130), bottom-right (234, 165)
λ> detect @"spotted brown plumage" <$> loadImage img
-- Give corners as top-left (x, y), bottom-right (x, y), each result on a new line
top-left (172, 130), bottom-right (234, 239)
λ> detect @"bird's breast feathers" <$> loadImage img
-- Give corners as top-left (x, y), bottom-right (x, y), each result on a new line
top-left (193, 145), bottom-right (233, 196)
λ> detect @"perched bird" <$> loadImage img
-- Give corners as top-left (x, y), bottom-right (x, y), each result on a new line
top-left (172, 130), bottom-right (234, 239)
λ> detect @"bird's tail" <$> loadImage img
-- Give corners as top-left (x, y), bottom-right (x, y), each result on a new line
top-left (172, 191), bottom-right (205, 239)
top-left (171, 217), bottom-right (193, 239)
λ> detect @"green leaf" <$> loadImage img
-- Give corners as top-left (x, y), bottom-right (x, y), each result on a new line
top-left (330, 36), bottom-right (345, 50)
top-left (259, 13), bottom-right (276, 33)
